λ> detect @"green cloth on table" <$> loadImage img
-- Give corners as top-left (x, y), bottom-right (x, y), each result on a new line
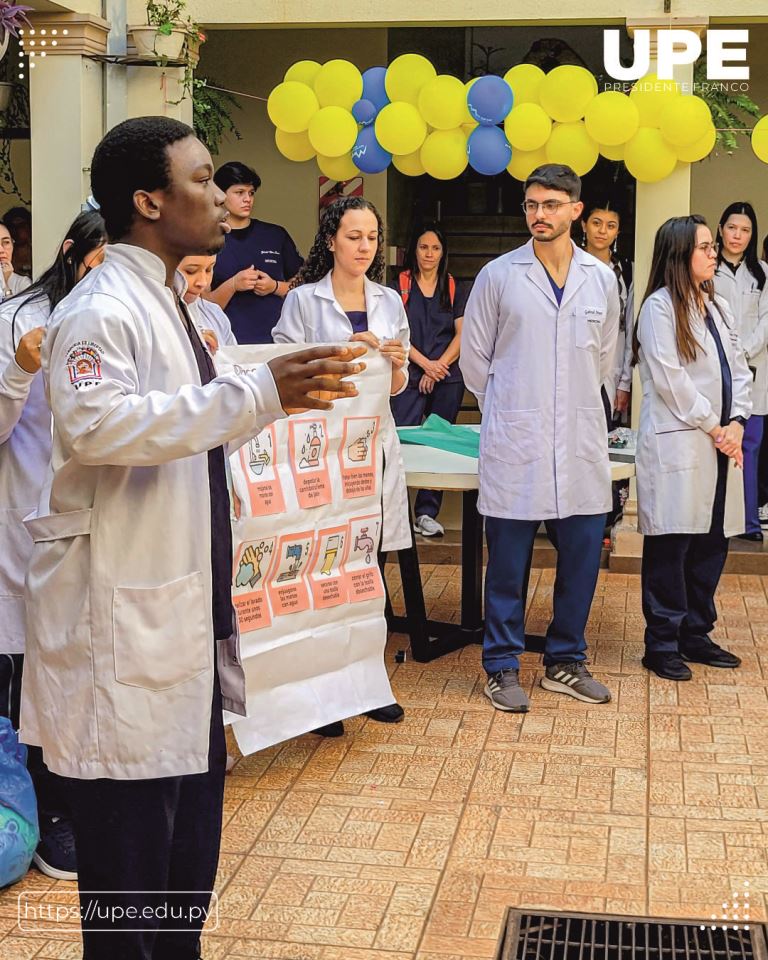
top-left (396, 415), bottom-right (480, 458)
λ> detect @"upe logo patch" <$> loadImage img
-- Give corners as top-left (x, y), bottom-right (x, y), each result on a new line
top-left (66, 341), bottom-right (103, 389)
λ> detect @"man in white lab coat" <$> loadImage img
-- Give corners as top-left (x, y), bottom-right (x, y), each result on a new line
top-left (460, 164), bottom-right (620, 714)
top-left (20, 117), bottom-right (365, 959)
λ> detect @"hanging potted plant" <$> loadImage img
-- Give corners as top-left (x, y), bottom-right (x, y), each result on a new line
top-left (0, 5), bottom-right (32, 112)
top-left (130, 0), bottom-right (202, 62)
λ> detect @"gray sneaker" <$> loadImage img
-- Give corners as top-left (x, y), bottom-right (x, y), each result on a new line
top-left (484, 669), bottom-right (530, 712)
top-left (540, 662), bottom-right (611, 704)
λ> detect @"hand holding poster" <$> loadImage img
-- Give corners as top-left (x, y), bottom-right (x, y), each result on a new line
top-left (217, 344), bottom-right (396, 753)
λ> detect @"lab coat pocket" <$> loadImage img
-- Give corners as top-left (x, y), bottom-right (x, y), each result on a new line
top-left (573, 308), bottom-right (603, 351)
top-left (491, 408), bottom-right (542, 465)
top-left (113, 571), bottom-right (210, 691)
top-left (655, 421), bottom-right (698, 473)
top-left (575, 407), bottom-right (607, 462)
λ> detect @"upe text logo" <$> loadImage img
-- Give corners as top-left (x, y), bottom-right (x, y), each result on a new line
top-left (604, 29), bottom-right (749, 81)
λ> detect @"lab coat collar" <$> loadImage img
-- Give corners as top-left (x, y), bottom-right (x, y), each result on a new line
top-left (519, 238), bottom-right (589, 310)
top-left (313, 270), bottom-right (385, 324)
top-left (104, 243), bottom-right (188, 299)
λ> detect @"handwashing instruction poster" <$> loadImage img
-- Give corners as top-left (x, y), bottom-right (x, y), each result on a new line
top-left (218, 344), bottom-right (394, 753)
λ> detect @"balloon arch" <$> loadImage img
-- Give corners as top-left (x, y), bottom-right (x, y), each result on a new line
top-left (265, 54), bottom-right (763, 184)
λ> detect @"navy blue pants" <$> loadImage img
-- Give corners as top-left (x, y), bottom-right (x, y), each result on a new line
top-left (391, 379), bottom-right (464, 519)
top-left (482, 513), bottom-right (606, 672)
top-left (743, 414), bottom-right (764, 534)
top-left (642, 452), bottom-right (729, 654)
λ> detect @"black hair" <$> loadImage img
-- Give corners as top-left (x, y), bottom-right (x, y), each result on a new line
top-left (403, 220), bottom-right (452, 311)
top-left (763, 234), bottom-right (768, 264)
top-left (213, 161), bottom-right (261, 193)
top-left (9, 209), bottom-right (107, 348)
top-left (90, 116), bottom-right (195, 241)
top-left (581, 199), bottom-right (622, 223)
top-left (717, 201), bottom-right (765, 291)
top-left (4, 206), bottom-right (30, 225)
top-left (291, 197), bottom-right (385, 287)
top-left (525, 163), bottom-right (581, 200)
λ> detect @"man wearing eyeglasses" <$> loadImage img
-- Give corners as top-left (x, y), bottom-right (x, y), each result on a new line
top-left (460, 163), bottom-right (620, 714)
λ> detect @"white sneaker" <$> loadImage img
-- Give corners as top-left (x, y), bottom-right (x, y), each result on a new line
top-left (414, 515), bottom-right (444, 537)
top-left (760, 504), bottom-right (768, 528)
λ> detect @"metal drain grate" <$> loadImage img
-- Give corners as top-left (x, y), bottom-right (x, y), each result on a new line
top-left (497, 910), bottom-right (768, 960)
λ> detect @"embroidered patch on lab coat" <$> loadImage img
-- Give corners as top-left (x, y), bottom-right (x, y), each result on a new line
top-left (66, 340), bottom-right (104, 390)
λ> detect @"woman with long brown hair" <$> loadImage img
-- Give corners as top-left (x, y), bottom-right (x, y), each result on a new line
top-left (634, 214), bottom-right (751, 681)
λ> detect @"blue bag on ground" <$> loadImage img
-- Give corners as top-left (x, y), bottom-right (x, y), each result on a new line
top-left (0, 717), bottom-right (39, 887)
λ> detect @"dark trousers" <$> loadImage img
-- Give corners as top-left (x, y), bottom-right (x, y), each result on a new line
top-left (482, 513), bottom-right (606, 672)
top-left (0, 652), bottom-right (68, 821)
top-left (743, 414), bottom-right (764, 533)
top-left (50, 675), bottom-right (227, 960)
top-left (641, 452), bottom-right (729, 654)
top-left (391, 379), bottom-right (464, 519)
top-left (759, 419), bottom-right (768, 509)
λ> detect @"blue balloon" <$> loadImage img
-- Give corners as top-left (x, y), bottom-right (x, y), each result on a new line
top-left (352, 98), bottom-right (377, 126)
top-left (467, 75), bottom-right (514, 126)
top-left (467, 126), bottom-right (512, 176)
top-left (352, 126), bottom-right (392, 174)
top-left (362, 66), bottom-right (389, 111)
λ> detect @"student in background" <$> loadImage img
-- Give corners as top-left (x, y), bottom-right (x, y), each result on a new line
top-left (0, 221), bottom-right (31, 301)
top-left (634, 215), bottom-right (750, 681)
top-left (179, 253), bottom-right (237, 353)
top-left (390, 221), bottom-right (468, 538)
top-left (4, 207), bottom-right (32, 278)
top-left (713, 202), bottom-right (768, 542)
top-left (208, 162), bottom-right (302, 344)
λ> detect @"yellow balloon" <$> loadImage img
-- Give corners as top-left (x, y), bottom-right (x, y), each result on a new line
top-left (385, 54), bottom-right (436, 106)
top-left (599, 142), bottom-right (625, 161)
top-left (284, 60), bottom-right (322, 88)
top-left (624, 127), bottom-right (678, 182)
top-left (375, 102), bottom-right (427, 155)
top-left (462, 121), bottom-right (479, 138)
top-left (317, 152), bottom-right (358, 180)
top-left (675, 125), bottom-right (716, 162)
top-left (751, 115), bottom-right (768, 163)
top-left (420, 128), bottom-right (468, 180)
top-left (313, 59), bottom-right (363, 110)
top-left (418, 75), bottom-right (467, 130)
top-left (539, 66), bottom-right (597, 122)
top-left (393, 150), bottom-right (426, 176)
top-left (659, 95), bottom-right (712, 147)
top-left (267, 81), bottom-right (319, 133)
top-left (630, 73), bottom-right (680, 127)
top-left (307, 106), bottom-right (358, 157)
top-left (584, 92), bottom-right (640, 146)
top-left (275, 129), bottom-right (316, 162)
top-left (506, 146), bottom-right (549, 181)
top-left (504, 103), bottom-right (552, 151)
top-left (504, 64), bottom-right (546, 105)
top-left (544, 121), bottom-right (598, 176)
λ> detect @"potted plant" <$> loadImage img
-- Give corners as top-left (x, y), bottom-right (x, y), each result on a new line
top-left (0, 3), bottom-right (32, 67)
top-left (130, 0), bottom-right (203, 62)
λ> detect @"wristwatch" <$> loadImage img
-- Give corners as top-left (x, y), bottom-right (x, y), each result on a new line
top-left (730, 416), bottom-right (747, 427)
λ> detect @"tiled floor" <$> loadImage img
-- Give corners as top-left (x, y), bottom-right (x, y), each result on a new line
top-left (2, 565), bottom-right (767, 959)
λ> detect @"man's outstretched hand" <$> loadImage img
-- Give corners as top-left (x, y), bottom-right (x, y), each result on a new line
top-left (268, 345), bottom-right (367, 414)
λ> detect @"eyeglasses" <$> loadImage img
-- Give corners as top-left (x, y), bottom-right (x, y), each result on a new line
top-left (522, 200), bottom-right (576, 215)
top-left (695, 242), bottom-right (717, 254)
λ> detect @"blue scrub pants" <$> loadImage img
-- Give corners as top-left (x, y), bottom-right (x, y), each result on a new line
top-left (482, 513), bottom-right (606, 673)
top-left (743, 414), bottom-right (764, 534)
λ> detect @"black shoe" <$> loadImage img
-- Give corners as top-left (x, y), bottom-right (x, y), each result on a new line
top-left (33, 816), bottom-right (77, 881)
top-left (642, 652), bottom-right (692, 681)
top-left (364, 702), bottom-right (405, 723)
top-left (737, 531), bottom-right (764, 542)
top-left (312, 721), bottom-right (344, 737)
top-left (680, 639), bottom-right (741, 668)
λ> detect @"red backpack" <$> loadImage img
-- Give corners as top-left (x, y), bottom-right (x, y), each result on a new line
top-left (398, 270), bottom-right (456, 308)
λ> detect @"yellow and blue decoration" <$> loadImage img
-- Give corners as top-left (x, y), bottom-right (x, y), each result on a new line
top-left (268, 55), bottom-right (737, 183)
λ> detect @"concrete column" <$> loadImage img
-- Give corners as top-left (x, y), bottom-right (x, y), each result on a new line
top-left (611, 18), bottom-right (707, 569)
top-left (25, 13), bottom-right (109, 272)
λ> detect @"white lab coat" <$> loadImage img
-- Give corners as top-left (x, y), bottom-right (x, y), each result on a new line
top-left (188, 295), bottom-right (238, 348)
top-left (713, 259), bottom-right (768, 416)
top-left (0, 293), bottom-right (51, 654)
top-left (273, 271), bottom-right (412, 551)
top-left (609, 272), bottom-right (635, 407)
top-left (1, 273), bottom-right (31, 301)
top-left (635, 288), bottom-right (752, 537)
top-left (20, 243), bottom-right (286, 779)
top-left (460, 239), bottom-right (620, 520)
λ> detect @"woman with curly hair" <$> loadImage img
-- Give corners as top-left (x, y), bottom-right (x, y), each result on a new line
top-left (272, 196), bottom-right (410, 738)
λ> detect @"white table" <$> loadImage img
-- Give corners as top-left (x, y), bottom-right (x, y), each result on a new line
top-left (387, 428), bottom-right (635, 662)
